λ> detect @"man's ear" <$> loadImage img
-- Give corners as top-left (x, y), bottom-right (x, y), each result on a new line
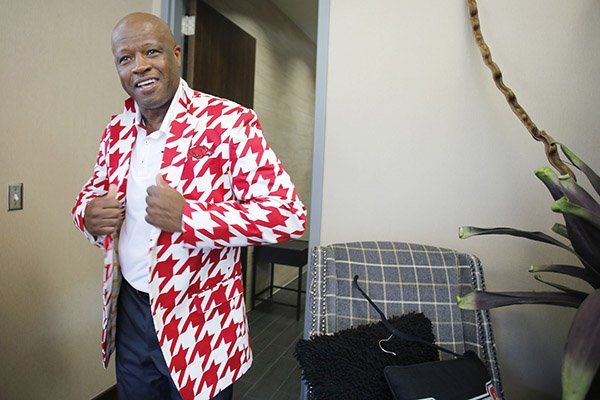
top-left (174, 45), bottom-right (182, 66)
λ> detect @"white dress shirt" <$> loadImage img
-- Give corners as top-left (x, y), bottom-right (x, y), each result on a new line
top-left (118, 127), bottom-right (166, 293)
top-left (119, 84), bottom-right (182, 293)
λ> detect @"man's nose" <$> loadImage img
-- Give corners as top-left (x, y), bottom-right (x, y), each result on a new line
top-left (132, 55), bottom-right (151, 74)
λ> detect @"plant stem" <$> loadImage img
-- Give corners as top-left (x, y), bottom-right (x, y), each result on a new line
top-left (466, 0), bottom-right (575, 178)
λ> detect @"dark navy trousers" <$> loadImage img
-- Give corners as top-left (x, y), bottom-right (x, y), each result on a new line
top-left (116, 278), bottom-right (233, 400)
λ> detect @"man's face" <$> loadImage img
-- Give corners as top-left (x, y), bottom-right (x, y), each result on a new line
top-left (111, 18), bottom-right (181, 116)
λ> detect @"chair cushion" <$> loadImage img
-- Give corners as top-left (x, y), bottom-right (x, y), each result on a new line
top-left (295, 312), bottom-right (439, 400)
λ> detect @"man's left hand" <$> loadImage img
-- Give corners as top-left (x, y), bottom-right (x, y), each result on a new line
top-left (146, 174), bottom-right (185, 232)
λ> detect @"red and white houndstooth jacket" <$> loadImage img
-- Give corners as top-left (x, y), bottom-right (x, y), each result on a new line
top-left (72, 79), bottom-right (306, 400)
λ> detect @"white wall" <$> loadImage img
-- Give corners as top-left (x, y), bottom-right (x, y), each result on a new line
top-left (0, 1), bottom-right (152, 398)
top-left (319, 0), bottom-right (600, 398)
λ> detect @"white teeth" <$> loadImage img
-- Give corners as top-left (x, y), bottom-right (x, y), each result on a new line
top-left (136, 79), bottom-right (157, 87)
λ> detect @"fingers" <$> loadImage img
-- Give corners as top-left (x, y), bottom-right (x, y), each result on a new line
top-left (92, 196), bottom-right (121, 211)
top-left (145, 210), bottom-right (157, 226)
top-left (146, 184), bottom-right (158, 198)
top-left (84, 206), bottom-right (123, 235)
top-left (144, 175), bottom-right (183, 232)
top-left (107, 184), bottom-right (118, 198)
top-left (83, 184), bottom-right (124, 236)
top-left (156, 174), bottom-right (167, 187)
top-left (92, 216), bottom-right (122, 235)
top-left (101, 184), bottom-right (122, 209)
top-left (146, 175), bottom-right (169, 202)
top-left (145, 204), bottom-right (162, 229)
top-left (145, 206), bottom-right (182, 232)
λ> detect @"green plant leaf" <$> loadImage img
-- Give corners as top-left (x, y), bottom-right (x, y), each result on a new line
top-left (549, 196), bottom-right (600, 277)
top-left (558, 174), bottom-right (600, 215)
top-left (552, 197), bottom-right (600, 231)
top-left (552, 223), bottom-right (569, 239)
top-left (532, 274), bottom-right (589, 298)
top-left (457, 291), bottom-right (583, 310)
top-left (538, 170), bottom-right (600, 274)
top-left (559, 143), bottom-right (600, 197)
top-left (536, 166), bottom-right (565, 200)
top-left (562, 289), bottom-right (600, 400)
top-left (459, 226), bottom-right (575, 254)
top-left (530, 264), bottom-right (600, 288)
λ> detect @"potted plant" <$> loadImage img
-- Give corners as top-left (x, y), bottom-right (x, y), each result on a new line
top-left (457, 2), bottom-right (600, 399)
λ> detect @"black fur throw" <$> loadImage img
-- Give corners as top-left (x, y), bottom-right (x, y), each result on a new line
top-left (294, 313), bottom-right (439, 400)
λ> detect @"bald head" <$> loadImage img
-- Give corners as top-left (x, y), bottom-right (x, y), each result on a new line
top-left (111, 12), bottom-right (182, 129)
top-left (112, 12), bottom-right (177, 52)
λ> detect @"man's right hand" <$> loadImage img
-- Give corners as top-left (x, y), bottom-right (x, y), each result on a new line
top-left (84, 184), bottom-right (123, 236)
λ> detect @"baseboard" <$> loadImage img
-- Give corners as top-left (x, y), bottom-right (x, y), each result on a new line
top-left (91, 384), bottom-right (117, 400)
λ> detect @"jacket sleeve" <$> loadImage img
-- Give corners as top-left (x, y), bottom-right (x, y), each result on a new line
top-left (72, 126), bottom-right (111, 248)
top-left (180, 110), bottom-right (307, 248)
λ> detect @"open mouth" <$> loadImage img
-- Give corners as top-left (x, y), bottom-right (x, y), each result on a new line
top-left (135, 78), bottom-right (158, 89)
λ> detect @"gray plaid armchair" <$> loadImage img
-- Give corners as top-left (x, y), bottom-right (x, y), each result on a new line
top-left (307, 241), bottom-right (504, 398)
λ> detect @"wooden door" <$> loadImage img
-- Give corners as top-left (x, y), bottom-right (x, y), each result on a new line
top-left (184, 0), bottom-right (256, 108)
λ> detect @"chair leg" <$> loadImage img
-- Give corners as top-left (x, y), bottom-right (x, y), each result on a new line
top-left (241, 247), bottom-right (247, 291)
top-left (296, 265), bottom-right (303, 321)
top-left (251, 250), bottom-right (258, 309)
top-left (269, 263), bottom-right (275, 298)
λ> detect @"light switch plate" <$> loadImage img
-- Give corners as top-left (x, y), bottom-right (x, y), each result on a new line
top-left (8, 183), bottom-right (23, 211)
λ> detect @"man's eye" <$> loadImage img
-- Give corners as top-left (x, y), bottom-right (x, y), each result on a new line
top-left (119, 56), bottom-right (130, 64)
top-left (147, 49), bottom-right (158, 55)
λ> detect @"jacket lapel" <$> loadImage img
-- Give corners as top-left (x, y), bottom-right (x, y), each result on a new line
top-left (160, 81), bottom-right (203, 191)
top-left (108, 98), bottom-right (138, 203)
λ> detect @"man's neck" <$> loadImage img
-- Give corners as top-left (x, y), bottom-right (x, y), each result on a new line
top-left (142, 117), bottom-right (162, 133)
top-left (140, 98), bottom-right (174, 133)
top-left (141, 109), bottom-right (166, 133)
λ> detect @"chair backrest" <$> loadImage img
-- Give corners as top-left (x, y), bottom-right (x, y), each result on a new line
top-left (307, 241), bottom-right (503, 398)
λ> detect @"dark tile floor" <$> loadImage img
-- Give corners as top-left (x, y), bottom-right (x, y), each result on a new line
top-left (234, 279), bottom-right (305, 400)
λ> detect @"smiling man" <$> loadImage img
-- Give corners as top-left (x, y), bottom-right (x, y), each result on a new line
top-left (72, 12), bottom-right (306, 400)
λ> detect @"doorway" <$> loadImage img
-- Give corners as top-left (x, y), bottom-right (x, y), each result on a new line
top-left (177, 0), bottom-right (315, 307)
top-left (165, 0), bottom-right (318, 399)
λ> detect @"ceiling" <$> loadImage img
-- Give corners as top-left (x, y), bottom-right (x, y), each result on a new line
top-left (271, 0), bottom-right (318, 43)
